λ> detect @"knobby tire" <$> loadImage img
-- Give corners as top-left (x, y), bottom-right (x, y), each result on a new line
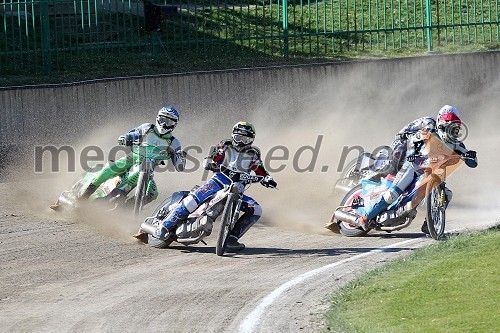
top-left (216, 193), bottom-right (238, 256)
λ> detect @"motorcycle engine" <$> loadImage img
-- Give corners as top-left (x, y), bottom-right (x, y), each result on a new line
top-left (176, 216), bottom-right (214, 239)
top-left (378, 206), bottom-right (417, 226)
top-left (378, 210), bottom-right (405, 226)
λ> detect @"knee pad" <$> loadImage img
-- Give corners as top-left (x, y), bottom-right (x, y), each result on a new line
top-left (252, 204), bottom-right (263, 218)
top-left (181, 194), bottom-right (199, 213)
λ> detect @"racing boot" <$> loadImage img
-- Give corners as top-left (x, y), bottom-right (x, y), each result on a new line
top-left (421, 219), bottom-right (430, 235)
top-left (226, 214), bottom-right (258, 252)
top-left (226, 235), bottom-right (245, 252)
top-left (355, 215), bottom-right (370, 231)
top-left (355, 193), bottom-right (393, 231)
top-left (153, 225), bottom-right (172, 241)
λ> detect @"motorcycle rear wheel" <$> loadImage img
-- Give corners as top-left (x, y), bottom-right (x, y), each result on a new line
top-left (337, 184), bottom-right (370, 237)
top-left (147, 195), bottom-right (174, 248)
top-left (216, 193), bottom-right (238, 256)
top-left (426, 176), bottom-right (446, 240)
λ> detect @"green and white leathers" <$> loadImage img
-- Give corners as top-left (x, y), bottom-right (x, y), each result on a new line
top-left (84, 121), bottom-right (185, 202)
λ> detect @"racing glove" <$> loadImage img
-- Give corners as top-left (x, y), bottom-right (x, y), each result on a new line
top-left (396, 132), bottom-right (412, 141)
top-left (173, 150), bottom-right (187, 172)
top-left (406, 154), bottom-right (418, 163)
top-left (261, 175), bottom-right (277, 188)
top-left (464, 150), bottom-right (477, 159)
top-left (202, 158), bottom-right (219, 172)
top-left (175, 150), bottom-right (187, 161)
top-left (118, 134), bottom-right (133, 146)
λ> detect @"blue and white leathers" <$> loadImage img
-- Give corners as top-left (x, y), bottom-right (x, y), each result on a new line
top-left (161, 172), bottom-right (262, 237)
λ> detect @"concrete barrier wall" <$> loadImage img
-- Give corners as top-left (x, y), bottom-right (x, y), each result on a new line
top-left (1, 51), bottom-right (500, 147)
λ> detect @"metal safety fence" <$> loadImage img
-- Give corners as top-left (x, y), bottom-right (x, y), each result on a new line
top-left (1, 0), bottom-right (500, 74)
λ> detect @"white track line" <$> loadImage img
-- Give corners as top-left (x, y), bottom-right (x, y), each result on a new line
top-left (239, 237), bottom-right (423, 333)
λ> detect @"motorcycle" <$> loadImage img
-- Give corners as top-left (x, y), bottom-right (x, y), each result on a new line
top-left (327, 147), bottom-right (466, 240)
top-left (51, 131), bottom-right (174, 215)
top-left (135, 165), bottom-right (274, 256)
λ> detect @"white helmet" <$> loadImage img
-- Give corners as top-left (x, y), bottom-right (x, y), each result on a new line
top-left (156, 106), bottom-right (179, 135)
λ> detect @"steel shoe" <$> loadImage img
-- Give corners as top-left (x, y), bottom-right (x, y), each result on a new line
top-left (226, 235), bottom-right (245, 252)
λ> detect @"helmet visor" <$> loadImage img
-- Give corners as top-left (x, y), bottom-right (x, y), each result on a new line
top-left (438, 122), bottom-right (461, 141)
top-left (157, 116), bottom-right (177, 128)
top-left (232, 133), bottom-right (253, 145)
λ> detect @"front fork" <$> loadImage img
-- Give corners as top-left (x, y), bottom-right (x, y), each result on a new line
top-left (439, 182), bottom-right (447, 208)
top-left (229, 196), bottom-right (243, 230)
top-left (137, 159), bottom-right (156, 199)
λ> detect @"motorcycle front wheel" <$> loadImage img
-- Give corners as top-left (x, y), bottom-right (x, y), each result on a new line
top-left (216, 193), bottom-right (238, 256)
top-left (133, 170), bottom-right (149, 216)
top-left (426, 176), bottom-right (446, 240)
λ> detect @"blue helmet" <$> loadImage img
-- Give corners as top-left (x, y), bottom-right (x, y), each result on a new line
top-left (156, 106), bottom-right (179, 134)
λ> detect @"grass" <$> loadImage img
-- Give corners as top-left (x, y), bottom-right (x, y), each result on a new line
top-left (1, 0), bottom-right (500, 86)
top-left (324, 225), bottom-right (500, 333)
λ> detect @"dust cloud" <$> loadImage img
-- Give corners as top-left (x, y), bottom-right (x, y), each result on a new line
top-left (3, 59), bottom-right (499, 239)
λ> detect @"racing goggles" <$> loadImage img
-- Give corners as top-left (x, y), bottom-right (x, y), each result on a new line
top-left (157, 116), bottom-right (177, 128)
top-left (232, 133), bottom-right (253, 145)
top-left (438, 122), bottom-right (460, 132)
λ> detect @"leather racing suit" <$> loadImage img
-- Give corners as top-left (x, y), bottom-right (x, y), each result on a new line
top-left (160, 139), bottom-right (273, 240)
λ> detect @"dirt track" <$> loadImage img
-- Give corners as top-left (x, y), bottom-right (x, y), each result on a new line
top-left (0, 179), bottom-right (498, 333)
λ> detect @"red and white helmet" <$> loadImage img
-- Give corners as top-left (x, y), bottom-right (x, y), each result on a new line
top-left (437, 105), bottom-right (460, 120)
top-left (437, 105), bottom-right (462, 143)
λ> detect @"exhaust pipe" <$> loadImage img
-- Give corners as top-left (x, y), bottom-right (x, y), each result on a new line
top-left (139, 221), bottom-right (157, 235)
top-left (378, 218), bottom-right (412, 232)
top-left (333, 209), bottom-right (359, 225)
top-left (175, 231), bottom-right (207, 244)
top-left (138, 221), bottom-right (207, 244)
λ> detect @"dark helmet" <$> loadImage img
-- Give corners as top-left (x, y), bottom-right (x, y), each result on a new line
top-left (232, 121), bottom-right (255, 149)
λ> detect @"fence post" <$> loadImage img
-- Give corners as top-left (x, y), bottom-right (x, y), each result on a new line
top-left (41, 0), bottom-right (52, 73)
top-left (425, 0), bottom-right (433, 51)
top-left (282, 0), bottom-right (289, 58)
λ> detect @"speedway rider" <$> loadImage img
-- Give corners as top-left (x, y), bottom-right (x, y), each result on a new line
top-left (79, 106), bottom-right (186, 201)
top-left (369, 106), bottom-right (460, 178)
top-left (356, 105), bottom-right (478, 231)
top-left (154, 121), bottom-right (277, 252)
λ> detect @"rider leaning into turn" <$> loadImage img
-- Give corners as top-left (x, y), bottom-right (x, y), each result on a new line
top-left (356, 105), bottom-right (478, 232)
top-left (154, 121), bottom-right (277, 252)
top-left (377, 105), bottom-right (460, 176)
top-left (80, 106), bottom-right (186, 201)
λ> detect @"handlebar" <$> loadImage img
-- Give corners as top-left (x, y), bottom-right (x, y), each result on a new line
top-left (219, 165), bottom-right (265, 185)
